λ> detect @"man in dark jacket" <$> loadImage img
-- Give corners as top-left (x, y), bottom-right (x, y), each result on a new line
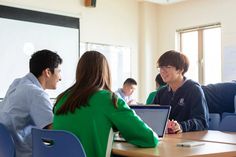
top-left (153, 50), bottom-right (209, 133)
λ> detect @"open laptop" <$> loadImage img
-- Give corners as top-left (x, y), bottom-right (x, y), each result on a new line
top-left (114, 105), bottom-right (171, 141)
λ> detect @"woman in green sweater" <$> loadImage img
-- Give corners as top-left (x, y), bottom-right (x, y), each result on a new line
top-left (53, 51), bottom-right (158, 157)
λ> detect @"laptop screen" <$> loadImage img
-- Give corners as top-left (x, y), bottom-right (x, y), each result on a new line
top-left (130, 105), bottom-right (171, 138)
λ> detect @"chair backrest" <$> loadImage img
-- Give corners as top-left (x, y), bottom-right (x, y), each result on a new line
top-left (202, 83), bottom-right (236, 114)
top-left (208, 113), bottom-right (221, 130)
top-left (218, 115), bottom-right (236, 132)
top-left (222, 112), bottom-right (236, 119)
top-left (0, 123), bottom-right (15, 157)
top-left (234, 95), bottom-right (236, 113)
top-left (32, 128), bottom-right (86, 157)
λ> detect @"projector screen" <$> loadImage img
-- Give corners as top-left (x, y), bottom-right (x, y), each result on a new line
top-left (0, 5), bottom-right (80, 99)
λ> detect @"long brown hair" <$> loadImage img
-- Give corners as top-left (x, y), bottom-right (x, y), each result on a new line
top-left (54, 51), bottom-right (117, 115)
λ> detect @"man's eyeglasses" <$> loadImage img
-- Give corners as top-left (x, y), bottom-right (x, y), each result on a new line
top-left (157, 65), bottom-right (175, 72)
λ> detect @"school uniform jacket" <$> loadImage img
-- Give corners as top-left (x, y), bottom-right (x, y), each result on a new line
top-left (153, 79), bottom-right (209, 132)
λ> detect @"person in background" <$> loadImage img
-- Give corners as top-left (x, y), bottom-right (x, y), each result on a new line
top-left (115, 78), bottom-right (137, 105)
top-left (153, 50), bottom-right (209, 134)
top-left (146, 73), bottom-right (166, 104)
top-left (0, 49), bottom-right (62, 157)
top-left (53, 51), bottom-right (158, 157)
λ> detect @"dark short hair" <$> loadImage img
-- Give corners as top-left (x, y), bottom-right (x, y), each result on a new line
top-left (30, 49), bottom-right (62, 78)
top-left (123, 78), bottom-right (137, 85)
top-left (155, 74), bottom-right (166, 86)
top-left (157, 50), bottom-right (189, 75)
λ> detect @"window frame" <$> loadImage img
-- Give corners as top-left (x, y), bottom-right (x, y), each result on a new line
top-left (177, 23), bottom-right (221, 84)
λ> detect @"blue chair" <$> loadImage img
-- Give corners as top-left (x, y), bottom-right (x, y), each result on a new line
top-left (221, 95), bottom-right (236, 119)
top-left (208, 113), bottom-right (221, 130)
top-left (222, 112), bottom-right (236, 119)
top-left (218, 115), bottom-right (236, 132)
top-left (32, 128), bottom-right (86, 157)
top-left (0, 123), bottom-right (15, 157)
top-left (234, 95), bottom-right (236, 112)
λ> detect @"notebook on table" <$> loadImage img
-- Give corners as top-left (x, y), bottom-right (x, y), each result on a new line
top-left (114, 105), bottom-right (171, 141)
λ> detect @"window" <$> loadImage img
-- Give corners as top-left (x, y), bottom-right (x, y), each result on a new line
top-left (178, 23), bottom-right (221, 85)
top-left (80, 42), bottom-right (131, 91)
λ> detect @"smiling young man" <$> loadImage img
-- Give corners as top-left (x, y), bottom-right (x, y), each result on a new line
top-left (115, 78), bottom-right (137, 105)
top-left (0, 49), bottom-right (62, 157)
top-left (153, 50), bottom-right (209, 133)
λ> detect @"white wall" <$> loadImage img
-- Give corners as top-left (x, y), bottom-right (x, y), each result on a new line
top-left (140, 0), bottom-right (236, 102)
top-left (155, 0), bottom-right (235, 50)
top-left (1, 0), bottom-right (236, 102)
top-left (138, 2), bottom-right (161, 102)
top-left (0, 0), bottom-right (141, 100)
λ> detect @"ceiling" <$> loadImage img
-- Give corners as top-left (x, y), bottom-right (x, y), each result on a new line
top-left (140, 0), bottom-right (187, 5)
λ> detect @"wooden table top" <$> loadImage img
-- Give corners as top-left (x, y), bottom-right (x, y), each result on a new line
top-left (165, 130), bottom-right (236, 145)
top-left (112, 137), bottom-right (236, 157)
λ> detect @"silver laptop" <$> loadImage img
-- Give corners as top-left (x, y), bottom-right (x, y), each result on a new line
top-left (114, 105), bottom-right (171, 141)
top-left (130, 105), bottom-right (171, 138)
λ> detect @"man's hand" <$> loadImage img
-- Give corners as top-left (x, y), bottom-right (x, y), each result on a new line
top-left (167, 119), bottom-right (182, 134)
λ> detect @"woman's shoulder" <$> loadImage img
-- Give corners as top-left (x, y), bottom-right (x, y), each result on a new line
top-left (92, 90), bottom-right (129, 107)
top-left (92, 89), bottom-right (112, 97)
top-left (89, 90), bottom-right (114, 103)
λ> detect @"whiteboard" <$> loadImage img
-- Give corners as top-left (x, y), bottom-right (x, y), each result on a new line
top-left (0, 6), bottom-right (79, 98)
top-left (223, 46), bottom-right (236, 82)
